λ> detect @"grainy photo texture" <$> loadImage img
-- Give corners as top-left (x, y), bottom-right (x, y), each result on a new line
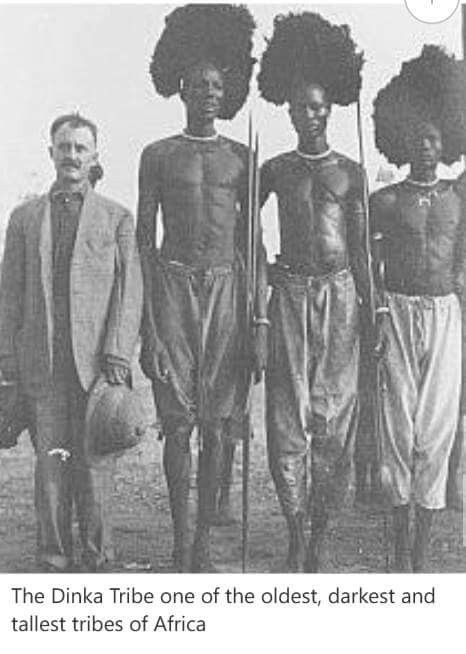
top-left (0, 3), bottom-right (464, 574)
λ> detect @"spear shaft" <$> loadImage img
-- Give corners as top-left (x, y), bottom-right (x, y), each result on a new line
top-left (356, 97), bottom-right (390, 572)
top-left (242, 116), bottom-right (260, 572)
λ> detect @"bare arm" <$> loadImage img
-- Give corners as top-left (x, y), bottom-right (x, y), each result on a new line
top-left (453, 177), bottom-right (466, 300)
top-left (236, 158), bottom-right (270, 321)
top-left (135, 144), bottom-right (171, 381)
top-left (369, 190), bottom-right (393, 296)
top-left (347, 167), bottom-right (371, 307)
top-left (136, 145), bottom-right (162, 352)
top-left (254, 160), bottom-right (275, 319)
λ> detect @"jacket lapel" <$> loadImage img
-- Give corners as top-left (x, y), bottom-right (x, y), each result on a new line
top-left (72, 188), bottom-right (98, 261)
top-left (39, 187), bottom-right (98, 373)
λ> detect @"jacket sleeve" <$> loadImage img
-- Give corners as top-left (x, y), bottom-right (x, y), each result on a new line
top-left (136, 146), bottom-right (162, 353)
top-left (0, 209), bottom-right (25, 375)
top-left (102, 209), bottom-right (143, 366)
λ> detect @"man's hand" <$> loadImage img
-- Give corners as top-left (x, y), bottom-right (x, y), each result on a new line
top-left (358, 295), bottom-right (390, 362)
top-left (373, 309), bottom-right (389, 361)
top-left (252, 323), bottom-right (268, 384)
top-left (140, 341), bottom-right (170, 383)
top-left (103, 360), bottom-right (130, 385)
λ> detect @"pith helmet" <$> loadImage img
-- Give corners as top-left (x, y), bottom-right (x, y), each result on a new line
top-left (85, 380), bottom-right (148, 456)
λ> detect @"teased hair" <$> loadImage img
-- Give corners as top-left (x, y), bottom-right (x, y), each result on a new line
top-left (258, 12), bottom-right (363, 106)
top-left (150, 4), bottom-right (255, 120)
top-left (373, 45), bottom-right (466, 167)
top-left (50, 112), bottom-right (97, 143)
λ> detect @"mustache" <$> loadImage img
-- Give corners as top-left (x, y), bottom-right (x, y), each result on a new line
top-left (61, 159), bottom-right (80, 169)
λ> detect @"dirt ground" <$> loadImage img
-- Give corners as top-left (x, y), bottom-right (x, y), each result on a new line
top-left (1, 382), bottom-right (465, 574)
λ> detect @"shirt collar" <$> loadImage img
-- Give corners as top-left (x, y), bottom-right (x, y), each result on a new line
top-left (50, 179), bottom-right (89, 201)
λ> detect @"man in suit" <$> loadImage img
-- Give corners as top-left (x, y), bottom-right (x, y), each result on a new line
top-left (0, 113), bottom-right (142, 571)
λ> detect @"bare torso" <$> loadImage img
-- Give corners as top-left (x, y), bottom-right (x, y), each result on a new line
top-left (261, 150), bottom-right (363, 276)
top-left (138, 134), bottom-right (248, 267)
top-left (370, 179), bottom-right (464, 296)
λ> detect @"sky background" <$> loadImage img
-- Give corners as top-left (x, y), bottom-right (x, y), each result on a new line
top-left (0, 1), bottom-right (463, 257)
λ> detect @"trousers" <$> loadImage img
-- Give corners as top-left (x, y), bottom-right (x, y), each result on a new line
top-left (150, 258), bottom-right (248, 436)
top-left (29, 366), bottom-right (115, 570)
top-left (380, 292), bottom-right (461, 509)
top-left (266, 267), bottom-right (359, 517)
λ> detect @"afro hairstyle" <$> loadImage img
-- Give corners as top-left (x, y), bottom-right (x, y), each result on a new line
top-left (257, 11), bottom-right (363, 107)
top-left (373, 45), bottom-right (466, 167)
top-left (150, 4), bottom-right (255, 120)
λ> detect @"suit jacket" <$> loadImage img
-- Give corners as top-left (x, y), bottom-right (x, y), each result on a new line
top-left (0, 188), bottom-right (142, 397)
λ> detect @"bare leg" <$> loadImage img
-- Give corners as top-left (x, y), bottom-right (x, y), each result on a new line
top-left (392, 505), bottom-right (411, 572)
top-left (304, 499), bottom-right (328, 573)
top-left (285, 512), bottom-right (306, 572)
top-left (212, 440), bottom-right (237, 526)
top-left (446, 417), bottom-right (463, 511)
top-left (192, 424), bottom-right (224, 572)
top-left (354, 459), bottom-right (368, 504)
top-left (304, 432), bottom-right (353, 573)
top-left (412, 505), bottom-right (434, 573)
top-left (163, 428), bottom-right (192, 572)
top-left (269, 453), bottom-right (306, 572)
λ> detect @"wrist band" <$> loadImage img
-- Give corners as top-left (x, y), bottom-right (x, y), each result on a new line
top-left (254, 317), bottom-right (271, 327)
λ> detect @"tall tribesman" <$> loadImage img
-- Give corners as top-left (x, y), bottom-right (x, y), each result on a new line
top-left (258, 12), bottom-right (369, 572)
top-left (137, 4), bottom-right (267, 572)
top-left (371, 45), bottom-right (466, 571)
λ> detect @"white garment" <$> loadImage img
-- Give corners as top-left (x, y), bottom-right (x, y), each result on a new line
top-left (380, 292), bottom-right (461, 509)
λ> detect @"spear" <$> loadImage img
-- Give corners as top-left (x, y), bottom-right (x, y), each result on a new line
top-left (356, 97), bottom-right (390, 572)
top-left (462, 2), bottom-right (465, 54)
top-left (242, 115), bottom-right (260, 572)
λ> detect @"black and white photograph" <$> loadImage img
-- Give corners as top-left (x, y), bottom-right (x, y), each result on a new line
top-left (0, 1), bottom-right (465, 576)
